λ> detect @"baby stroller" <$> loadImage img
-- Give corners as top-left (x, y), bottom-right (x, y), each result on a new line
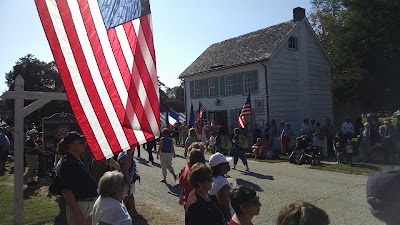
top-left (289, 135), bottom-right (310, 165)
top-left (301, 146), bottom-right (321, 166)
top-left (289, 135), bottom-right (309, 165)
top-left (289, 147), bottom-right (303, 164)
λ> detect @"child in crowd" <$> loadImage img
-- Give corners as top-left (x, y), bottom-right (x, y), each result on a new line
top-left (346, 141), bottom-right (353, 165)
top-left (251, 138), bottom-right (266, 159)
top-left (208, 132), bottom-right (217, 153)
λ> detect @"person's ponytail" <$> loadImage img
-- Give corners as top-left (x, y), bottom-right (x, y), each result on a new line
top-left (57, 139), bottom-right (67, 155)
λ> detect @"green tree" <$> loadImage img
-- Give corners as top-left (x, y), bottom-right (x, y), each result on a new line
top-left (4, 54), bottom-right (71, 125)
top-left (343, 0), bottom-right (400, 110)
top-left (309, 0), bottom-right (400, 111)
top-left (309, 0), bottom-right (364, 102)
top-left (158, 79), bottom-right (184, 112)
top-left (5, 54), bottom-right (62, 92)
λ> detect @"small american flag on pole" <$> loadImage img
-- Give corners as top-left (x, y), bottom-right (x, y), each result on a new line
top-left (238, 93), bottom-right (251, 128)
top-left (196, 101), bottom-right (206, 123)
top-left (35, 0), bottom-right (160, 160)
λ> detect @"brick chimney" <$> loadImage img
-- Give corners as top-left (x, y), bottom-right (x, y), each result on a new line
top-left (293, 7), bottom-right (306, 21)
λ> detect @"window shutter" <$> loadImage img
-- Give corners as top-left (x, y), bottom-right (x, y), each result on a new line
top-left (230, 109), bottom-right (238, 128)
top-left (252, 71), bottom-right (259, 93)
top-left (233, 73), bottom-right (243, 95)
top-left (190, 81), bottom-right (194, 98)
top-left (202, 79), bottom-right (209, 98)
top-left (233, 74), bottom-right (238, 95)
top-left (215, 77), bottom-right (219, 97)
top-left (238, 73), bottom-right (244, 95)
top-left (219, 76), bottom-right (225, 96)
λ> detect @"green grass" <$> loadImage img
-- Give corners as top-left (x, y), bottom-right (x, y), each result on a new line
top-left (0, 171), bottom-right (62, 225)
top-left (308, 162), bottom-right (392, 175)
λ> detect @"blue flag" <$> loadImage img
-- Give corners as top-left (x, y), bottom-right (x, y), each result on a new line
top-left (165, 112), bottom-right (169, 128)
top-left (168, 111), bottom-right (179, 128)
top-left (189, 102), bottom-right (195, 127)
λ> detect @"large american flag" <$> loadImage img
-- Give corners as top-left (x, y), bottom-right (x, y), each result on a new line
top-left (238, 93), bottom-right (251, 128)
top-left (35, 0), bottom-right (160, 160)
top-left (196, 101), bottom-right (206, 123)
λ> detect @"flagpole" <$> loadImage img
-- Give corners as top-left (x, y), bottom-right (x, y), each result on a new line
top-left (249, 92), bottom-right (253, 140)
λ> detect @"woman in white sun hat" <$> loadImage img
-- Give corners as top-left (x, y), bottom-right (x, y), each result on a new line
top-left (208, 153), bottom-right (233, 221)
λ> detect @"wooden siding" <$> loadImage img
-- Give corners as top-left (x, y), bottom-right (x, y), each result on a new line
top-left (267, 21), bottom-right (333, 133)
top-left (306, 26), bottom-right (333, 124)
top-left (268, 24), bottom-right (301, 131)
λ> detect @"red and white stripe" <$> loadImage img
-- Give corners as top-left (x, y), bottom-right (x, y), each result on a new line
top-left (35, 0), bottom-right (160, 160)
top-left (238, 106), bottom-right (251, 129)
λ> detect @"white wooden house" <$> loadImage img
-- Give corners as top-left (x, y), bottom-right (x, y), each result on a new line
top-left (179, 7), bottom-right (334, 134)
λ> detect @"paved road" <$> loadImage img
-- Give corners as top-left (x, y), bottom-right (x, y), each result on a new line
top-left (134, 147), bottom-right (383, 225)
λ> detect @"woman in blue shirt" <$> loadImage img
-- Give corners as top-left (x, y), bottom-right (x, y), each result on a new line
top-left (157, 128), bottom-right (177, 183)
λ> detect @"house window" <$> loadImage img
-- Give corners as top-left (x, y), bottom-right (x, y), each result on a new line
top-left (209, 78), bottom-right (216, 97)
top-left (225, 75), bottom-right (233, 95)
top-left (288, 36), bottom-right (298, 50)
top-left (243, 72), bottom-right (253, 94)
top-left (194, 81), bottom-right (201, 98)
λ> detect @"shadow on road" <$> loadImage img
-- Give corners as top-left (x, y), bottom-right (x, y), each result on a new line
top-left (136, 157), bottom-right (161, 168)
top-left (236, 178), bottom-right (263, 192)
top-left (239, 171), bottom-right (274, 180)
top-left (166, 183), bottom-right (180, 197)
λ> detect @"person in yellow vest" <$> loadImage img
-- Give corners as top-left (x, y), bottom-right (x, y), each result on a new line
top-left (231, 128), bottom-right (249, 171)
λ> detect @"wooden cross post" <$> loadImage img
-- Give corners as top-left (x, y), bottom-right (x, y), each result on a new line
top-left (1, 75), bottom-right (67, 225)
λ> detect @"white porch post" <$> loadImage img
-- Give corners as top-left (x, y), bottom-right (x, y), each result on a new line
top-left (13, 75), bottom-right (24, 225)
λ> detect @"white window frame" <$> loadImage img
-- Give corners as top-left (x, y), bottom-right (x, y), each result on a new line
top-left (243, 72), bottom-right (253, 94)
top-left (225, 75), bottom-right (233, 95)
top-left (194, 81), bottom-right (201, 98)
top-left (288, 36), bottom-right (298, 50)
top-left (209, 78), bottom-right (216, 97)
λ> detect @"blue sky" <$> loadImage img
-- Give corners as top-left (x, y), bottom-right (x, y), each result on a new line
top-left (0, 0), bottom-right (311, 94)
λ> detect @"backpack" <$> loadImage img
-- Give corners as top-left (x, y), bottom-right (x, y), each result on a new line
top-left (117, 152), bottom-right (137, 183)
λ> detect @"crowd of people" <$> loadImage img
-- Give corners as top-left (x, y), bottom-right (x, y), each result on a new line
top-left (6, 127), bottom-right (329, 225)
top-left (1, 116), bottom-right (400, 225)
top-left (172, 114), bottom-right (400, 167)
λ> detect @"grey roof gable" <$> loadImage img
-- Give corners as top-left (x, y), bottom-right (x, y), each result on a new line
top-left (179, 20), bottom-right (301, 78)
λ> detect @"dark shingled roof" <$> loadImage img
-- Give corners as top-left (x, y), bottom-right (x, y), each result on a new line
top-left (179, 20), bottom-right (301, 78)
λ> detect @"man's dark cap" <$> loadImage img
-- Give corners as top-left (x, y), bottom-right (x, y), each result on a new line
top-left (63, 131), bottom-right (84, 145)
top-left (366, 168), bottom-right (400, 205)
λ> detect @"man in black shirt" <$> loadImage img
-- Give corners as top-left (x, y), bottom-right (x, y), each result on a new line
top-left (57, 131), bottom-right (97, 225)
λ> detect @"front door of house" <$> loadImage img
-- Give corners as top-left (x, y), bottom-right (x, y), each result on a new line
top-left (214, 111), bottom-right (228, 129)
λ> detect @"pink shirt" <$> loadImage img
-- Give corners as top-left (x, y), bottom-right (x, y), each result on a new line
top-left (179, 165), bottom-right (193, 208)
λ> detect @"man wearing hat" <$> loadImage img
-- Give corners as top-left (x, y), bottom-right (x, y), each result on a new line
top-left (379, 118), bottom-right (397, 164)
top-left (57, 131), bottom-right (97, 225)
top-left (366, 168), bottom-right (400, 225)
top-left (25, 129), bottom-right (40, 185)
